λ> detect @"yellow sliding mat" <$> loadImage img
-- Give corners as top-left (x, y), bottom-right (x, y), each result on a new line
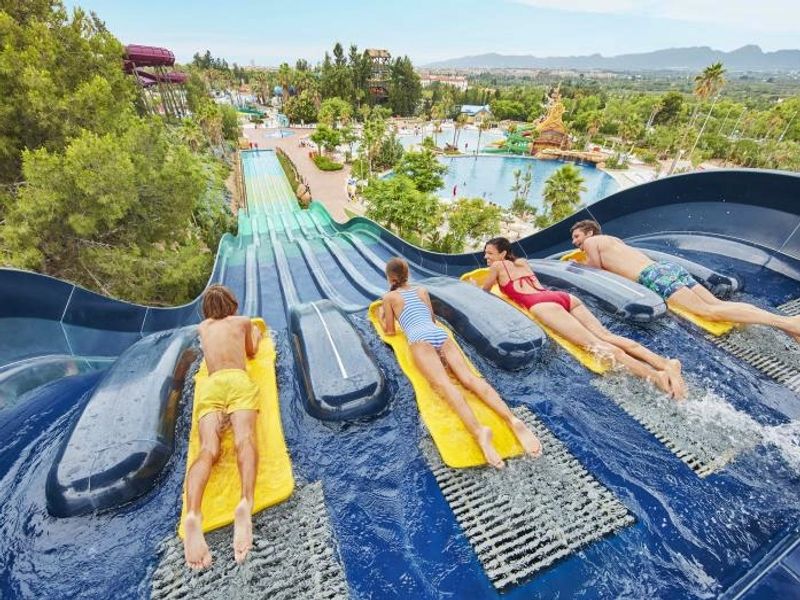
top-left (178, 318), bottom-right (294, 538)
top-left (368, 301), bottom-right (522, 468)
top-left (461, 268), bottom-right (608, 374)
top-left (560, 251), bottom-right (735, 336)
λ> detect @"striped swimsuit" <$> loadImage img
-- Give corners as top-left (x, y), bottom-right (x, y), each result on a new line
top-left (396, 288), bottom-right (449, 350)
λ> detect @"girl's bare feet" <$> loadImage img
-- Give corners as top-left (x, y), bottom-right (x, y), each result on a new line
top-left (183, 512), bottom-right (212, 570)
top-left (233, 499), bottom-right (253, 564)
top-left (477, 426), bottom-right (505, 469)
top-left (510, 417), bottom-right (542, 457)
top-left (665, 359), bottom-right (687, 401)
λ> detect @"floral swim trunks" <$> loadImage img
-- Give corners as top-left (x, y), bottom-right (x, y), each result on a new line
top-left (637, 261), bottom-right (697, 300)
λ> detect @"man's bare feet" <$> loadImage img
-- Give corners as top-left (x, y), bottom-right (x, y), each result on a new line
top-left (652, 371), bottom-right (674, 398)
top-left (233, 499), bottom-right (253, 564)
top-left (664, 359), bottom-right (687, 401)
top-left (510, 417), bottom-right (542, 457)
top-left (183, 512), bottom-right (212, 570)
top-left (477, 426), bottom-right (505, 469)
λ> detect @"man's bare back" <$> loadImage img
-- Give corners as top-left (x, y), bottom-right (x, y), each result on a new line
top-left (578, 234), bottom-right (654, 280)
top-left (197, 316), bottom-right (260, 375)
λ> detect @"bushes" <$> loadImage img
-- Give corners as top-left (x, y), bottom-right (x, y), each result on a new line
top-left (351, 157), bottom-right (369, 179)
top-left (312, 154), bottom-right (343, 171)
top-left (638, 149), bottom-right (658, 165)
top-left (276, 149), bottom-right (300, 192)
top-left (604, 154), bottom-right (629, 169)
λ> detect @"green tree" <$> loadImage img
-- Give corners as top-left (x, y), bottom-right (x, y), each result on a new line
top-left (538, 165), bottom-right (587, 228)
top-left (310, 124), bottom-right (341, 155)
top-left (283, 89), bottom-right (318, 124)
top-left (509, 167), bottom-right (535, 218)
top-left (489, 99), bottom-right (526, 121)
top-left (388, 56), bottom-right (422, 117)
top-left (653, 92), bottom-right (684, 125)
top-left (433, 198), bottom-right (502, 253)
top-left (394, 148), bottom-right (447, 193)
top-left (0, 4), bottom-right (136, 184)
top-left (1, 120), bottom-right (229, 303)
top-left (318, 97), bottom-right (352, 128)
top-left (362, 175), bottom-right (442, 243)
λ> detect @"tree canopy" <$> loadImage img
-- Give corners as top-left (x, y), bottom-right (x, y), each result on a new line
top-left (0, 1), bottom-right (236, 304)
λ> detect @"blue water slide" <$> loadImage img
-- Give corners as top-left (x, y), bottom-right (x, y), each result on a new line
top-left (3, 154), bottom-right (800, 599)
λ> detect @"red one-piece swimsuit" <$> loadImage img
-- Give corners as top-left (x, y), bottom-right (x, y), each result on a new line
top-left (498, 261), bottom-right (572, 311)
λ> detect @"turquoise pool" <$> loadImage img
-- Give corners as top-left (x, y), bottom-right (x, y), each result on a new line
top-left (438, 155), bottom-right (618, 210)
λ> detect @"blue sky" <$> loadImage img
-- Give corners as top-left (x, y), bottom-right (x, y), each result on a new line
top-left (65, 0), bottom-right (799, 66)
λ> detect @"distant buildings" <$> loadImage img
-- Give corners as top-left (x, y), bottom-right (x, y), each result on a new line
top-left (460, 104), bottom-right (491, 118)
top-left (420, 74), bottom-right (469, 91)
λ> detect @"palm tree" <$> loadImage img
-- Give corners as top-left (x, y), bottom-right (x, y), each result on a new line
top-left (687, 63), bottom-right (727, 164)
top-left (452, 113), bottom-right (468, 148)
top-left (670, 62), bottom-right (726, 174)
top-left (540, 164), bottom-right (587, 227)
top-left (277, 63), bottom-right (293, 104)
top-left (475, 116), bottom-right (490, 156)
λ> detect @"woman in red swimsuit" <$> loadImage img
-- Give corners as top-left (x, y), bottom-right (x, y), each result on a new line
top-left (481, 237), bottom-right (686, 400)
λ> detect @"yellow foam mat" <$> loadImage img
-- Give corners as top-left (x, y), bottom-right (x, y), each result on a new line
top-left (460, 268), bottom-right (608, 374)
top-left (561, 250), bottom-right (735, 336)
top-left (560, 249), bottom-right (588, 263)
top-left (667, 301), bottom-right (735, 336)
top-left (369, 300), bottom-right (523, 468)
top-left (178, 318), bottom-right (294, 538)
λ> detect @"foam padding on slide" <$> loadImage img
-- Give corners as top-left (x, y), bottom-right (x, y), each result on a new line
top-left (461, 268), bottom-right (608, 374)
top-left (560, 249), bottom-right (588, 263)
top-left (178, 318), bottom-right (294, 538)
top-left (368, 301), bottom-right (523, 468)
top-left (561, 250), bottom-right (735, 336)
top-left (667, 300), bottom-right (735, 336)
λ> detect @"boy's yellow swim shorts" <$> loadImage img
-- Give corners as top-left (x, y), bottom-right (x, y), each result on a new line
top-left (195, 369), bottom-right (259, 421)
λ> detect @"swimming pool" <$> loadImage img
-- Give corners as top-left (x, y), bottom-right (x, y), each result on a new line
top-left (397, 124), bottom-right (505, 153)
top-left (264, 129), bottom-right (294, 138)
top-left (438, 155), bottom-right (618, 209)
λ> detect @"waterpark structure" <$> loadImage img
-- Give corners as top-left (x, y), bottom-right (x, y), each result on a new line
top-left (1, 151), bottom-right (799, 598)
top-left (124, 44), bottom-right (189, 118)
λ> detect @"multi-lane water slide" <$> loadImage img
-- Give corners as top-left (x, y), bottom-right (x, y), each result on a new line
top-left (1, 150), bottom-right (799, 599)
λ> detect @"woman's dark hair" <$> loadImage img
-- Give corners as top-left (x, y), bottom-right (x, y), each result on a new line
top-left (385, 257), bottom-right (409, 291)
top-left (485, 237), bottom-right (517, 261)
top-left (202, 284), bottom-right (239, 319)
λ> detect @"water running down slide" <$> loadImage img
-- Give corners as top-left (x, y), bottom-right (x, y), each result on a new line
top-left (1, 153), bottom-right (800, 598)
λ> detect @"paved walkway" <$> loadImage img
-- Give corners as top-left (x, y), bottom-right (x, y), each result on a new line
top-left (244, 127), bottom-right (354, 222)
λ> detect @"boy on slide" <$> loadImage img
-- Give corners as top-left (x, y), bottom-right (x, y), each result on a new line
top-left (183, 284), bottom-right (262, 570)
top-left (570, 220), bottom-right (800, 341)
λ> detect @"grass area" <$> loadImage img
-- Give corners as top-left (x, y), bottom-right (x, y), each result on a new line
top-left (313, 154), bottom-right (344, 171)
top-left (276, 148), bottom-right (300, 192)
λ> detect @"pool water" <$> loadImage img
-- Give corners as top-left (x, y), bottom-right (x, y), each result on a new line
top-left (265, 129), bottom-right (294, 138)
top-left (437, 155), bottom-right (618, 209)
top-left (397, 124), bottom-right (505, 153)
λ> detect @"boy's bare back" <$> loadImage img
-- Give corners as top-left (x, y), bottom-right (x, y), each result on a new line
top-left (198, 316), bottom-right (260, 374)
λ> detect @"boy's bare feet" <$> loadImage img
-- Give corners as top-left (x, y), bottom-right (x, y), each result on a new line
top-left (183, 512), bottom-right (212, 570)
top-left (233, 499), bottom-right (254, 564)
top-left (665, 359), bottom-right (687, 401)
top-left (477, 426), bottom-right (505, 469)
top-left (510, 417), bottom-right (542, 457)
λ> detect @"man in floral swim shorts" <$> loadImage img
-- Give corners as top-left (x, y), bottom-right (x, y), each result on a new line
top-left (568, 219), bottom-right (800, 341)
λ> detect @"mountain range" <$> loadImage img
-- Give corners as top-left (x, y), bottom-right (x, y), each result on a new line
top-left (423, 45), bottom-right (800, 72)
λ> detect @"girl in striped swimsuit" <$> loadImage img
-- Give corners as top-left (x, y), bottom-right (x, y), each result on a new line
top-left (380, 258), bottom-right (542, 468)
